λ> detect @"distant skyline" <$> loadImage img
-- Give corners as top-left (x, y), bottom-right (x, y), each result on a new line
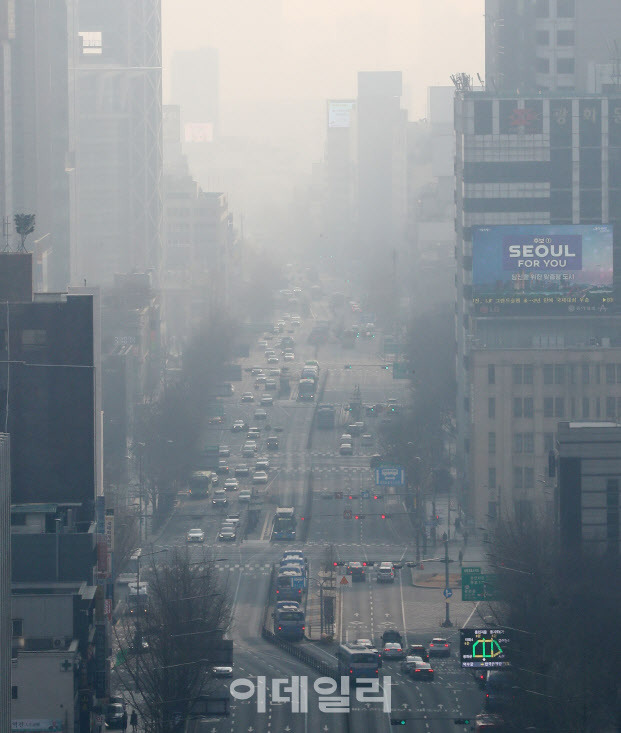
top-left (162, 1), bottom-right (485, 122)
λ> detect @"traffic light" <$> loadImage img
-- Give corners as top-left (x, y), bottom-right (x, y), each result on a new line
top-left (344, 364), bottom-right (352, 369)
top-left (381, 514), bottom-right (387, 519)
top-left (381, 365), bottom-right (390, 370)
top-left (454, 719), bottom-right (471, 725)
top-left (390, 719), bottom-right (407, 726)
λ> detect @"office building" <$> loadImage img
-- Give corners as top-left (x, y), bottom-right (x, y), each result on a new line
top-left (74, 0), bottom-right (163, 286)
top-left (0, 433), bottom-right (10, 733)
top-left (0, 253), bottom-right (97, 523)
top-left (557, 421), bottom-right (621, 554)
top-left (171, 47), bottom-right (219, 141)
top-left (0, 0), bottom-right (14, 248)
top-left (486, 0), bottom-right (621, 94)
top-left (454, 91), bottom-right (621, 525)
top-left (10, 0), bottom-right (77, 290)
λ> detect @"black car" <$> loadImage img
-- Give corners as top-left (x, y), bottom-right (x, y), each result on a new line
top-left (105, 703), bottom-right (125, 729)
top-left (348, 561), bottom-right (366, 582)
top-left (406, 644), bottom-right (429, 662)
top-left (382, 629), bottom-right (403, 646)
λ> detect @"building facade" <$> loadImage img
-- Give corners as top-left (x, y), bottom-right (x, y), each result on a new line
top-left (0, 433), bottom-right (10, 732)
top-left (454, 92), bottom-right (621, 525)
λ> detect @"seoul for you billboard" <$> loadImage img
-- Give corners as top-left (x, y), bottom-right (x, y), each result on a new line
top-left (472, 225), bottom-right (613, 315)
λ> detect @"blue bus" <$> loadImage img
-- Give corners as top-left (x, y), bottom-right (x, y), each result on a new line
top-left (272, 507), bottom-right (296, 540)
top-left (274, 608), bottom-right (305, 641)
top-left (336, 644), bottom-right (381, 682)
top-left (275, 570), bottom-right (304, 601)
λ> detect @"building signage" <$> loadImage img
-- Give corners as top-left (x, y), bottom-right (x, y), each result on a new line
top-left (328, 100), bottom-right (355, 128)
top-left (12, 721), bottom-right (63, 732)
top-left (104, 511), bottom-right (114, 552)
top-left (473, 225), bottom-right (614, 315)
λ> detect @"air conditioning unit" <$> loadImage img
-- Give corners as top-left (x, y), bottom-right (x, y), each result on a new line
top-left (52, 637), bottom-right (64, 648)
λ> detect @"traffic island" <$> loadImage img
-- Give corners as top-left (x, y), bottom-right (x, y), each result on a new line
top-left (410, 571), bottom-right (462, 589)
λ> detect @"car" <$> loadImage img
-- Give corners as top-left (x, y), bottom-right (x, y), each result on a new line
top-left (382, 642), bottom-right (405, 660)
top-left (283, 352), bottom-right (294, 361)
top-left (267, 356), bottom-right (279, 364)
top-left (251, 365), bottom-right (264, 375)
top-left (242, 444), bottom-right (257, 457)
top-left (255, 375), bottom-right (267, 385)
top-left (235, 464), bottom-right (250, 477)
top-left (238, 489), bottom-right (252, 502)
top-left (225, 513), bottom-right (241, 524)
top-left (247, 427), bottom-right (261, 439)
top-left (253, 471), bottom-right (269, 484)
top-left (484, 671), bottom-right (515, 713)
top-left (218, 527), bottom-right (237, 541)
top-left (348, 561), bottom-right (366, 582)
top-left (429, 637), bottom-right (451, 657)
top-left (354, 638), bottom-right (375, 648)
top-left (406, 644), bottom-right (429, 662)
top-left (208, 415), bottom-right (224, 424)
top-left (268, 368), bottom-right (281, 376)
top-left (401, 655), bottom-right (424, 673)
top-left (473, 713), bottom-right (506, 731)
top-left (370, 454), bottom-right (383, 469)
top-left (211, 474), bottom-right (219, 485)
top-left (347, 422), bottom-right (363, 436)
top-left (376, 562), bottom-right (395, 582)
top-left (258, 340), bottom-right (268, 348)
top-left (265, 378), bottom-right (278, 390)
top-left (219, 445), bottom-right (230, 457)
top-left (265, 349), bottom-right (276, 358)
top-left (224, 478), bottom-right (239, 491)
top-left (361, 434), bottom-right (373, 446)
top-left (105, 703), bottom-right (125, 729)
top-left (241, 392), bottom-right (255, 402)
top-left (382, 629), bottom-right (403, 646)
top-left (408, 660), bottom-right (434, 680)
top-left (260, 395), bottom-right (273, 406)
top-left (272, 425), bottom-right (285, 432)
top-left (339, 443), bottom-right (353, 455)
top-left (186, 528), bottom-right (205, 543)
top-left (212, 489), bottom-right (228, 506)
top-left (212, 666), bottom-right (234, 678)
top-left (340, 433), bottom-right (353, 444)
top-left (305, 359), bottom-right (319, 368)
top-left (232, 420), bottom-right (247, 432)
top-left (255, 457), bottom-right (270, 470)
top-left (216, 460), bottom-right (229, 475)
top-left (266, 436), bottom-right (279, 450)
top-left (254, 408), bottom-right (268, 420)
top-left (108, 695), bottom-right (126, 710)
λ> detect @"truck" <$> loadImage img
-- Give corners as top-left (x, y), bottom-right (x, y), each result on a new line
top-left (272, 507), bottom-right (296, 540)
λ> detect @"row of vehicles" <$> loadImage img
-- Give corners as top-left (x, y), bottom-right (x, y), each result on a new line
top-left (273, 550), bottom-right (307, 641)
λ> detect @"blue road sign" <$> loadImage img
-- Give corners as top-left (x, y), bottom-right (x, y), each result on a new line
top-left (443, 588), bottom-right (453, 599)
top-left (292, 576), bottom-right (305, 590)
top-left (361, 490), bottom-right (370, 499)
top-left (375, 464), bottom-right (405, 486)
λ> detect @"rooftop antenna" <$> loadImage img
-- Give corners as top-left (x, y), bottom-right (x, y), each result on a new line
top-left (477, 73), bottom-right (485, 90)
top-left (450, 73), bottom-right (472, 91)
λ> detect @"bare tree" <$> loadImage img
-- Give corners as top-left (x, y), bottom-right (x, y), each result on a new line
top-left (115, 547), bottom-right (233, 732)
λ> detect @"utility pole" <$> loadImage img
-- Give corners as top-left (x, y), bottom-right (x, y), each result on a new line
top-left (441, 536), bottom-right (453, 628)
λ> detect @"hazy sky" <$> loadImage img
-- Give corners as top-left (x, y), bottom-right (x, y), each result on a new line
top-left (162, 0), bottom-right (485, 120)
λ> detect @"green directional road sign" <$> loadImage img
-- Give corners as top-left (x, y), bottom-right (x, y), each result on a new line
top-left (461, 568), bottom-right (499, 601)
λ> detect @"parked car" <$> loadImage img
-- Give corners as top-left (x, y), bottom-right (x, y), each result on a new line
top-left (105, 703), bottom-right (125, 729)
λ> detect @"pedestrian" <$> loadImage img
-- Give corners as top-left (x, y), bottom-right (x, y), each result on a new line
top-left (458, 549), bottom-right (463, 567)
top-left (121, 710), bottom-right (128, 732)
top-left (442, 531), bottom-right (448, 542)
top-left (130, 710), bottom-right (138, 732)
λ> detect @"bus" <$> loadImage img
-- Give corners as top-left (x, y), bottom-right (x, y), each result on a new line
top-left (274, 570), bottom-right (305, 601)
top-left (297, 378), bottom-right (315, 401)
top-left (189, 471), bottom-right (213, 499)
top-left (336, 644), bottom-right (381, 682)
top-left (274, 607), bottom-right (305, 641)
top-left (127, 581), bottom-right (149, 616)
top-left (272, 507), bottom-right (296, 540)
top-left (316, 404), bottom-right (335, 429)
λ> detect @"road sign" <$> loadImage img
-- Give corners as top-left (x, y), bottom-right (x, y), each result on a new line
top-left (339, 576), bottom-right (349, 586)
top-left (343, 509), bottom-right (352, 520)
top-left (375, 464), bottom-right (405, 486)
top-left (292, 576), bottom-right (305, 590)
top-left (361, 490), bottom-right (369, 499)
top-left (459, 628), bottom-right (511, 669)
top-left (461, 568), bottom-right (499, 601)
top-left (443, 588), bottom-right (453, 599)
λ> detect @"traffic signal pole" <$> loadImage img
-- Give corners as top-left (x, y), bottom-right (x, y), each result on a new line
top-left (441, 536), bottom-right (453, 628)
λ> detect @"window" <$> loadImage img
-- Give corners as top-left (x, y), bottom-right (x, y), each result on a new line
top-left (514, 397), bottom-right (523, 418)
top-left (555, 397), bottom-right (565, 417)
top-left (606, 364), bottom-right (616, 384)
top-left (488, 397), bottom-right (496, 419)
top-left (557, 30), bottom-right (575, 45)
top-left (543, 364), bottom-right (553, 384)
top-left (554, 365), bottom-right (565, 384)
top-left (557, 58), bottom-right (575, 74)
top-left (513, 433), bottom-right (523, 453)
top-left (582, 397), bottom-right (590, 419)
top-left (536, 30), bottom-right (549, 44)
top-left (544, 432), bottom-right (554, 452)
top-left (488, 364), bottom-right (496, 384)
top-left (513, 365), bottom-right (523, 385)
top-left (524, 467), bottom-right (534, 488)
top-left (524, 397), bottom-right (534, 418)
top-left (12, 686), bottom-right (17, 700)
top-left (544, 397), bottom-right (554, 418)
top-left (582, 364), bottom-right (590, 384)
top-left (488, 467), bottom-right (497, 489)
top-left (568, 365), bottom-right (576, 385)
top-left (524, 364), bottom-right (534, 385)
top-left (489, 432), bottom-right (496, 454)
top-left (606, 396), bottom-right (616, 419)
top-left (523, 433), bottom-right (534, 453)
top-left (596, 397), bottom-right (601, 418)
top-left (535, 0), bottom-right (549, 17)
top-left (78, 30), bottom-right (103, 55)
top-left (556, 0), bottom-right (575, 17)
top-left (514, 466), bottom-right (524, 489)
top-left (12, 618), bottom-right (23, 637)
top-left (595, 364), bottom-right (601, 384)
top-left (536, 57), bottom-right (550, 74)
top-left (21, 329), bottom-right (47, 349)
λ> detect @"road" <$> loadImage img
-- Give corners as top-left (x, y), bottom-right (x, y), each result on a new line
top-left (121, 285), bottom-right (491, 732)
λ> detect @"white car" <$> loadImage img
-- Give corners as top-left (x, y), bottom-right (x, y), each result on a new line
top-left (268, 368), bottom-right (281, 377)
top-left (235, 464), bottom-right (250, 477)
top-left (186, 528), bottom-right (205, 543)
top-left (260, 395), bottom-right (273, 406)
top-left (283, 352), bottom-right (294, 361)
top-left (252, 471), bottom-right (269, 484)
top-left (232, 420), bottom-right (246, 432)
top-left (224, 478), bottom-right (239, 491)
top-left (238, 490), bottom-right (252, 502)
top-left (254, 408), bottom-right (268, 420)
top-left (401, 655), bottom-right (423, 673)
top-left (212, 666), bottom-right (233, 678)
top-left (219, 445), bottom-right (230, 457)
top-left (339, 443), bottom-right (353, 455)
top-left (225, 513), bottom-right (241, 524)
top-left (267, 356), bottom-right (279, 364)
top-left (255, 457), bottom-right (270, 470)
top-left (212, 490), bottom-right (227, 506)
top-left (241, 392), bottom-right (254, 402)
top-left (265, 379), bottom-right (278, 391)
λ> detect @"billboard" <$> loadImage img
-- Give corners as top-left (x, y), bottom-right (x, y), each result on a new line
top-left (472, 225), bottom-right (613, 315)
top-left (328, 100), bottom-right (355, 128)
top-left (460, 628), bottom-right (512, 669)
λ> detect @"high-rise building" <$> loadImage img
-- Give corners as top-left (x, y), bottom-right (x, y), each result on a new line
top-left (454, 91), bottom-right (621, 525)
top-left (0, 0), bottom-right (14, 250)
top-left (171, 47), bottom-right (219, 141)
top-left (356, 72), bottom-right (408, 257)
top-left (486, 0), bottom-right (621, 94)
top-left (74, 0), bottom-right (163, 286)
top-left (10, 0), bottom-right (77, 290)
top-left (0, 433), bottom-right (10, 733)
